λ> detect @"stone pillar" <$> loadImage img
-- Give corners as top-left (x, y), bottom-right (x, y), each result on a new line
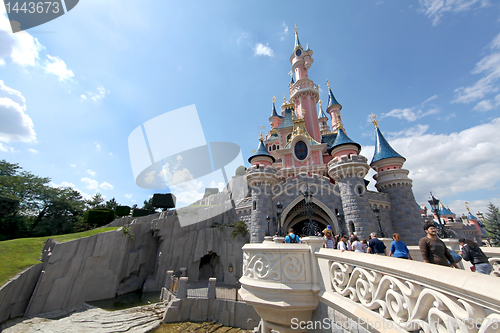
top-left (207, 277), bottom-right (216, 299)
top-left (180, 267), bottom-right (187, 277)
top-left (177, 277), bottom-right (188, 299)
top-left (165, 270), bottom-right (174, 289)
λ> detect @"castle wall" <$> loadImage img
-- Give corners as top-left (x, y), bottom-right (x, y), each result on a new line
top-left (380, 184), bottom-right (424, 246)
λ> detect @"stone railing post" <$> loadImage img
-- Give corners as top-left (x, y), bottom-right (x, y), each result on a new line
top-left (180, 267), bottom-right (187, 277)
top-left (177, 277), bottom-right (188, 299)
top-left (207, 277), bottom-right (216, 299)
top-left (165, 270), bottom-right (174, 289)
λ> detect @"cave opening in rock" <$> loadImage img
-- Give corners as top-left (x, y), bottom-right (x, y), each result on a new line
top-left (198, 252), bottom-right (224, 282)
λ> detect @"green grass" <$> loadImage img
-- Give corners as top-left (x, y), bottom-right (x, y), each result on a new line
top-left (0, 227), bottom-right (118, 287)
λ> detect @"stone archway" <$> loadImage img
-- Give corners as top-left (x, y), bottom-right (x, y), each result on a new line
top-left (282, 198), bottom-right (339, 236)
top-left (198, 252), bottom-right (224, 281)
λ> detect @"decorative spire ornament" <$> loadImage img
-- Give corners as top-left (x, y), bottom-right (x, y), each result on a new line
top-left (370, 113), bottom-right (379, 129)
top-left (259, 126), bottom-right (265, 140)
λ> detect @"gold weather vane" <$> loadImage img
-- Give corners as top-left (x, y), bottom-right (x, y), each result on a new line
top-left (272, 95), bottom-right (276, 104)
top-left (465, 202), bottom-right (471, 213)
top-left (259, 125), bottom-right (265, 140)
top-left (288, 71), bottom-right (294, 79)
top-left (326, 79), bottom-right (331, 90)
top-left (319, 100), bottom-right (322, 108)
top-left (294, 23), bottom-right (298, 33)
top-left (269, 121), bottom-right (274, 129)
top-left (306, 43), bottom-right (309, 49)
top-left (370, 113), bottom-right (379, 129)
top-left (283, 94), bottom-right (287, 103)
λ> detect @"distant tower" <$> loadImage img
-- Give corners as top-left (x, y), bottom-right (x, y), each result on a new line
top-left (369, 114), bottom-right (422, 245)
top-left (246, 131), bottom-right (279, 243)
top-left (325, 80), bottom-right (343, 133)
top-left (269, 96), bottom-right (283, 130)
top-left (327, 128), bottom-right (376, 238)
top-left (289, 25), bottom-right (321, 142)
top-left (318, 100), bottom-right (330, 135)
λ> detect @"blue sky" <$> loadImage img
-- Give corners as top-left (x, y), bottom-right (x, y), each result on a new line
top-left (1, 0), bottom-right (500, 217)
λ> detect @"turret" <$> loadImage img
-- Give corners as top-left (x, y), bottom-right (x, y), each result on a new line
top-left (369, 114), bottom-right (422, 245)
top-left (325, 80), bottom-right (343, 133)
top-left (269, 96), bottom-right (283, 129)
top-left (248, 132), bottom-right (276, 167)
top-left (318, 100), bottom-right (330, 135)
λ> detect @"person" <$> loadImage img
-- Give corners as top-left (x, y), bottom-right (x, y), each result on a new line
top-left (458, 238), bottom-right (493, 274)
top-left (419, 223), bottom-right (456, 267)
top-left (337, 235), bottom-right (350, 252)
top-left (389, 233), bottom-right (412, 259)
top-left (323, 230), bottom-right (335, 249)
top-left (361, 239), bottom-right (368, 253)
top-left (367, 232), bottom-right (387, 255)
top-left (351, 235), bottom-right (364, 253)
top-left (285, 228), bottom-right (300, 243)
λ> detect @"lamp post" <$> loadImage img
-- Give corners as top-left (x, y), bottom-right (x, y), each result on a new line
top-left (372, 206), bottom-right (387, 238)
top-left (266, 215), bottom-right (271, 236)
top-left (428, 193), bottom-right (452, 239)
top-left (301, 184), bottom-right (319, 236)
top-left (276, 202), bottom-right (283, 237)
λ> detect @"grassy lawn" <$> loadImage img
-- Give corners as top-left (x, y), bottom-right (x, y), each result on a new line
top-left (0, 227), bottom-right (118, 287)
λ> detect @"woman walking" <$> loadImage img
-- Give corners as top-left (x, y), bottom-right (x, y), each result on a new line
top-left (390, 233), bottom-right (412, 259)
top-left (351, 235), bottom-right (364, 253)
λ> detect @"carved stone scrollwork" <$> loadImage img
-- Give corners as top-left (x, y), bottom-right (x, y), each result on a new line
top-left (329, 261), bottom-right (496, 332)
top-left (489, 257), bottom-right (500, 277)
top-left (243, 251), bottom-right (306, 282)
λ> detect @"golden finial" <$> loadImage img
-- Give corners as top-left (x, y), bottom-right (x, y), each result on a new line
top-left (465, 202), bottom-right (471, 213)
top-left (251, 150), bottom-right (256, 154)
top-left (283, 94), bottom-right (287, 103)
top-left (326, 79), bottom-right (331, 90)
top-left (421, 203), bottom-right (425, 209)
top-left (259, 126), bottom-right (265, 140)
top-left (370, 113), bottom-right (379, 129)
top-left (272, 95), bottom-right (276, 104)
top-left (288, 71), bottom-right (293, 79)
top-left (269, 121), bottom-right (274, 129)
top-left (319, 100), bottom-right (322, 108)
top-left (294, 23), bottom-right (298, 33)
top-left (306, 43), bottom-right (308, 49)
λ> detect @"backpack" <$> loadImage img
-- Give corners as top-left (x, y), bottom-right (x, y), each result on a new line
top-left (289, 234), bottom-right (298, 243)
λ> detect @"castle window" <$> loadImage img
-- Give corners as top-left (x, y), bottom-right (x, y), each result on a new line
top-left (253, 201), bottom-right (256, 210)
top-left (287, 133), bottom-right (292, 142)
top-left (269, 146), bottom-right (271, 151)
top-left (277, 145), bottom-right (279, 150)
top-left (273, 144), bottom-right (276, 151)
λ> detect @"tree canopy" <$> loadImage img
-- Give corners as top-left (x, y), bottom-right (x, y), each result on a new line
top-left (484, 202), bottom-right (500, 246)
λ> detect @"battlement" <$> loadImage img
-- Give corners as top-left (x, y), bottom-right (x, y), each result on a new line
top-left (327, 154), bottom-right (370, 180)
top-left (245, 165), bottom-right (280, 186)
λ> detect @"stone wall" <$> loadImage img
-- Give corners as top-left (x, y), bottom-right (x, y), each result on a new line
top-left (162, 294), bottom-right (260, 330)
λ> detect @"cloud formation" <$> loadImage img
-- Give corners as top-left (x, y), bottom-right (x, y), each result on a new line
top-left (0, 14), bottom-right (42, 67)
top-left (81, 177), bottom-right (99, 191)
top-left (45, 55), bottom-right (74, 81)
top-left (0, 80), bottom-right (36, 143)
top-left (419, 0), bottom-right (489, 25)
top-left (81, 85), bottom-right (110, 102)
top-left (254, 43), bottom-right (274, 57)
top-left (100, 182), bottom-right (113, 190)
top-left (453, 32), bottom-right (500, 106)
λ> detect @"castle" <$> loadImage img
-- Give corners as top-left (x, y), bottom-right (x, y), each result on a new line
top-left (241, 27), bottom-right (424, 245)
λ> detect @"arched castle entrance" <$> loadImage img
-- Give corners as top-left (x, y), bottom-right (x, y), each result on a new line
top-left (282, 197), bottom-right (340, 236)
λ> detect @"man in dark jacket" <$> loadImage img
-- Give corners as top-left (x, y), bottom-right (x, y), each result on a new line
top-left (458, 238), bottom-right (493, 275)
top-left (419, 223), bottom-right (456, 267)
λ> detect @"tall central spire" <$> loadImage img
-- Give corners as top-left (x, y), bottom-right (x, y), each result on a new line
top-left (294, 24), bottom-right (302, 50)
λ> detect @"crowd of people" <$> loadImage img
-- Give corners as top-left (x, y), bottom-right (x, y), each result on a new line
top-left (282, 222), bottom-right (493, 275)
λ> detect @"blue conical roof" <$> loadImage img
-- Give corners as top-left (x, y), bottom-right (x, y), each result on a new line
top-left (327, 88), bottom-right (340, 107)
top-left (439, 205), bottom-right (454, 216)
top-left (328, 128), bottom-right (360, 154)
top-left (277, 108), bottom-right (293, 129)
top-left (467, 212), bottom-right (477, 220)
top-left (318, 103), bottom-right (328, 120)
top-left (248, 139), bottom-right (275, 163)
top-left (371, 128), bottom-right (405, 164)
top-left (294, 32), bottom-right (301, 49)
top-left (270, 102), bottom-right (279, 118)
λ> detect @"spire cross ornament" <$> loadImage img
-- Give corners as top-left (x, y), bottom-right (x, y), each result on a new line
top-left (288, 71), bottom-right (293, 79)
top-left (294, 23), bottom-right (298, 33)
top-left (283, 94), bottom-right (287, 103)
top-left (272, 96), bottom-right (276, 104)
top-left (259, 125), bottom-right (265, 140)
top-left (319, 100), bottom-right (322, 108)
top-left (465, 202), bottom-right (471, 213)
top-left (370, 113), bottom-right (379, 129)
top-left (326, 79), bottom-right (331, 90)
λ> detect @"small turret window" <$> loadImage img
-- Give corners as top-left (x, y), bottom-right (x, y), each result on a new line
top-left (268, 146), bottom-right (271, 151)
top-left (272, 144), bottom-right (276, 151)
top-left (287, 134), bottom-right (292, 142)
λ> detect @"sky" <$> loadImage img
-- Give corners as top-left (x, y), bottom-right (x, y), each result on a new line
top-left (1, 0), bottom-right (500, 218)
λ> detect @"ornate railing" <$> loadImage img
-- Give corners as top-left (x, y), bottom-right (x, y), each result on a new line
top-left (240, 239), bottom-right (500, 332)
top-left (289, 80), bottom-right (319, 98)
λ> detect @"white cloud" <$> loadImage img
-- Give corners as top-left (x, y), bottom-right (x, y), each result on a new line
top-left (81, 85), bottom-right (110, 102)
top-left (0, 14), bottom-right (43, 67)
top-left (45, 55), bottom-right (74, 81)
top-left (445, 197), bottom-right (500, 219)
top-left (366, 117), bottom-right (500, 215)
top-left (453, 33), bottom-right (500, 104)
top-left (383, 107), bottom-right (439, 122)
top-left (254, 43), bottom-right (274, 57)
top-left (236, 32), bottom-right (248, 45)
top-left (81, 177), bottom-right (99, 191)
top-left (86, 169), bottom-right (96, 176)
top-left (280, 22), bottom-right (289, 41)
top-left (386, 124), bottom-right (430, 139)
top-left (70, 164), bottom-right (77, 168)
top-left (100, 182), bottom-right (113, 190)
top-left (94, 142), bottom-right (101, 151)
top-left (27, 148), bottom-right (38, 153)
top-left (109, 152), bottom-right (115, 157)
top-left (0, 80), bottom-right (36, 143)
top-left (473, 99), bottom-right (494, 111)
top-left (0, 143), bottom-right (16, 153)
top-left (124, 194), bottom-right (132, 199)
top-left (422, 94), bottom-right (438, 105)
top-left (418, 0), bottom-right (489, 25)
top-left (50, 181), bottom-right (76, 188)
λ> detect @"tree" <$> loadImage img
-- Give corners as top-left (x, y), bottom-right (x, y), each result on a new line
top-left (142, 197), bottom-right (156, 212)
top-left (87, 193), bottom-right (105, 209)
top-left (484, 202), bottom-right (500, 246)
top-left (105, 197), bottom-right (119, 210)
